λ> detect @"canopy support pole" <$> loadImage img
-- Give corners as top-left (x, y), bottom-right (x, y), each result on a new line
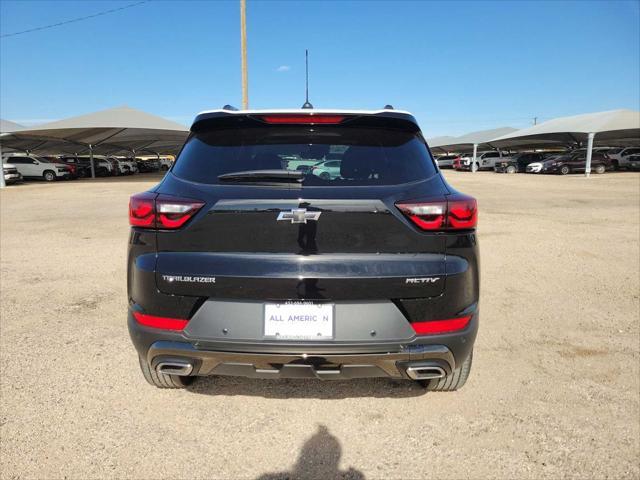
top-left (585, 132), bottom-right (595, 178)
top-left (472, 143), bottom-right (478, 172)
top-left (240, 0), bottom-right (248, 109)
top-left (0, 143), bottom-right (5, 189)
top-left (89, 144), bottom-right (95, 178)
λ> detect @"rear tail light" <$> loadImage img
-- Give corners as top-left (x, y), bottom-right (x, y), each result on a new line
top-left (258, 115), bottom-right (345, 125)
top-left (396, 203), bottom-right (445, 230)
top-left (133, 311), bottom-right (188, 331)
top-left (411, 315), bottom-right (472, 335)
top-left (396, 195), bottom-right (477, 231)
top-left (129, 192), bottom-right (156, 227)
top-left (129, 193), bottom-right (204, 229)
top-left (447, 199), bottom-right (478, 229)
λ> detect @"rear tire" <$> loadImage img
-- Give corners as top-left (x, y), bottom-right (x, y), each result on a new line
top-left (506, 165), bottom-right (516, 174)
top-left (137, 354), bottom-right (194, 389)
top-left (319, 172), bottom-right (330, 180)
top-left (419, 350), bottom-right (473, 392)
top-left (594, 164), bottom-right (606, 174)
top-left (43, 170), bottom-right (56, 182)
top-left (559, 165), bottom-right (571, 175)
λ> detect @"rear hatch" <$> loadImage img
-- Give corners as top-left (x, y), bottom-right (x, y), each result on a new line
top-left (154, 113), bottom-right (449, 301)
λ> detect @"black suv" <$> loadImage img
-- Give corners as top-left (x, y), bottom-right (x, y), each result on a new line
top-left (127, 109), bottom-right (479, 391)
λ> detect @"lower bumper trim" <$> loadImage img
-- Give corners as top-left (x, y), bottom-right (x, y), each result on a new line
top-left (148, 341), bottom-right (455, 380)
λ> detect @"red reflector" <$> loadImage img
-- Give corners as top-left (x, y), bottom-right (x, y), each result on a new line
top-left (259, 115), bottom-right (345, 125)
top-left (133, 311), bottom-right (188, 331)
top-left (411, 316), bottom-right (471, 335)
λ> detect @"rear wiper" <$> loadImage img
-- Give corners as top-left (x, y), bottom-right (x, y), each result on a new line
top-left (218, 169), bottom-right (304, 183)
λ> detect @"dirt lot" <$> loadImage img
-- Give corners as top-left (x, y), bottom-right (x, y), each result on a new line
top-left (1, 170), bottom-right (638, 479)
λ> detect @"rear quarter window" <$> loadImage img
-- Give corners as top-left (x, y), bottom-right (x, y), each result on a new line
top-left (172, 125), bottom-right (437, 186)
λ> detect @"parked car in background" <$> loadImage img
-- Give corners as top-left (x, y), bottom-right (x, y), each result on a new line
top-left (56, 157), bottom-right (92, 178)
top-left (311, 159), bottom-right (342, 179)
top-left (494, 152), bottom-right (559, 173)
top-left (606, 147), bottom-right (640, 170)
top-left (110, 157), bottom-right (138, 174)
top-left (626, 153), bottom-right (640, 170)
top-left (455, 151), bottom-right (505, 171)
top-left (2, 154), bottom-right (71, 181)
top-left (42, 156), bottom-right (80, 179)
top-left (534, 151), bottom-right (610, 175)
top-left (73, 156), bottom-right (114, 176)
top-left (435, 154), bottom-right (460, 169)
top-left (158, 156), bottom-right (174, 171)
top-left (136, 158), bottom-right (160, 173)
top-left (2, 162), bottom-right (22, 184)
top-left (113, 158), bottom-right (136, 175)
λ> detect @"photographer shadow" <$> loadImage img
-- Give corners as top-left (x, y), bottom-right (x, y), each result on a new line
top-left (256, 424), bottom-right (365, 480)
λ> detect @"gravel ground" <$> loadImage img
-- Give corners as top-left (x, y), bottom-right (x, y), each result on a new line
top-left (1, 171), bottom-right (638, 480)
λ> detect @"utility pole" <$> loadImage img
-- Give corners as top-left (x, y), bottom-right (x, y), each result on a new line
top-left (240, 0), bottom-right (248, 109)
top-left (533, 117), bottom-right (538, 125)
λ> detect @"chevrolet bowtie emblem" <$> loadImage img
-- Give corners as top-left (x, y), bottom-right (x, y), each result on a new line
top-left (277, 208), bottom-right (321, 224)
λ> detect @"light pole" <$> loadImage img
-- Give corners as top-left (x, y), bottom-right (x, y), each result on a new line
top-left (240, 0), bottom-right (248, 109)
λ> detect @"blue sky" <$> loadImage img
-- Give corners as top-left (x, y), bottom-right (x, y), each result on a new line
top-left (1, 0), bottom-right (639, 136)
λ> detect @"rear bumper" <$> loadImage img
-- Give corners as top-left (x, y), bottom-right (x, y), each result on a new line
top-left (128, 309), bottom-right (478, 380)
top-left (3, 173), bottom-right (22, 183)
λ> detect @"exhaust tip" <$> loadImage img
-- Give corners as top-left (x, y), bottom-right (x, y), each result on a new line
top-left (405, 365), bottom-right (446, 380)
top-left (156, 361), bottom-right (193, 376)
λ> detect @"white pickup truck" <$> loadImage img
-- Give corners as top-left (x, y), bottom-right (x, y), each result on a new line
top-left (456, 151), bottom-right (507, 171)
top-left (606, 147), bottom-right (640, 170)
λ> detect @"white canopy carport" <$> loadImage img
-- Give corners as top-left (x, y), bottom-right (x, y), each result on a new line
top-left (488, 109), bottom-right (640, 176)
top-left (429, 127), bottom-right (517, 171)
top-left (0, 106), bottom-right (189, 183)
top-left (0, 119), bottom-right (25, 133)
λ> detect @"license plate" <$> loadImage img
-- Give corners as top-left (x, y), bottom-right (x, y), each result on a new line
top-left (264, 302), bottom-right (333, 340)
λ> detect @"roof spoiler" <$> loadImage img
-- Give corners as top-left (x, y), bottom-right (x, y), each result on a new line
top-left (191, 109), bottom-right (419, 132)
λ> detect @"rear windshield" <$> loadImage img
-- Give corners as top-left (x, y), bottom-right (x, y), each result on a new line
top-left (172, 126), bottom-right (437, 186)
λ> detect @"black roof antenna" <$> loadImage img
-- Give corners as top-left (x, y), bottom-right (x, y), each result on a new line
top-left (301, 49), bottom-right (313, 109)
